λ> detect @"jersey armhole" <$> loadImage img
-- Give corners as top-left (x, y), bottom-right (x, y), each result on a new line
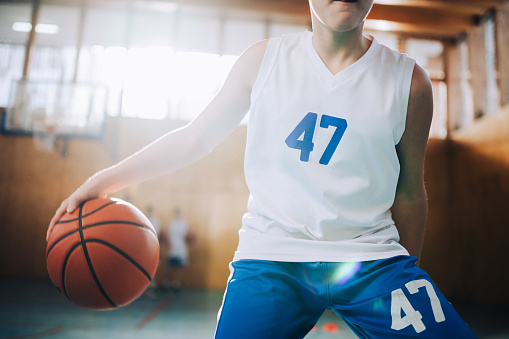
top-left (250, 36), bottom-right (283, 105)
top-left (395, 55), bottom-right (416, 145)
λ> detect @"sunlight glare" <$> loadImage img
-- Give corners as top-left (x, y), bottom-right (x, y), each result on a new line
top-left (122, 47), bottom-right (237, 120)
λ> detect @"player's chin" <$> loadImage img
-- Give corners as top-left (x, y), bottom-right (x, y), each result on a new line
top-left (332, 0), bottom-right (359, 3)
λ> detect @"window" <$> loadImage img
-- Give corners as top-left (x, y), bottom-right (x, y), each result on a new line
top-left (0, 1), bottom-right (308, 135)
top-left (406, 39), bottom-right (447, 138)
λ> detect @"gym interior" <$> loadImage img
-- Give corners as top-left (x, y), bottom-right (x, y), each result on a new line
top-left (1, 0), bottom-right (508, 338)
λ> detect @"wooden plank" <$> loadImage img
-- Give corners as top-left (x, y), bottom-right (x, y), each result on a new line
top-left (444, 39), bottom-right (464, 132)
top-left (496, 1), bottom-right (509, 106)
top-left (365, 21), bottom-right (465, 38)
top-left (374, 0), bottom-right (501, 12)
top-left (368, 4), bottom-right (475, 32)
top-left (468, 23), bottom-right (488, 119)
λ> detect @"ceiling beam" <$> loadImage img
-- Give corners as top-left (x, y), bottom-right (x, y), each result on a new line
top-left (176, 0), bottom-right (486, 38)
top-left (368, 4), bottom-right (476, 36)
top-left (0, 0), bottom-right (494, 38)
top-left (365, 21), bottom-right (464, 39)
top-left (375, 0), bottom-right (501, 11)
top-left (173, 0), bottom-right (310, 17)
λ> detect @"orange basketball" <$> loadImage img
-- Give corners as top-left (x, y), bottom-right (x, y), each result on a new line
top-left (46, 198), bottom-right (159, 310)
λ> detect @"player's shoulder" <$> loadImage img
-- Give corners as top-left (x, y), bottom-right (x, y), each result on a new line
top-left (240, 39), bottom-right (269, 60)
top-left (231, 32), bottom-right (307, 89)
top-left (403, 63), bottom-right (433, 141)
top-left (238, 31), bottom-right (306, 64)
top-left (372, 36), bottom-right (431, 107)
top-left (376, 39), bottom-right (411, 68)
top-left (409, 63), bottom-right (432, 104)
top-left (232, 39), bottom-right (270, 89)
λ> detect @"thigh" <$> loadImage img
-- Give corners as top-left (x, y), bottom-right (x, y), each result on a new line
top-left (215, 260), bottom-right (326, 339)
top-left (329, 256), bottom-right (477, 339)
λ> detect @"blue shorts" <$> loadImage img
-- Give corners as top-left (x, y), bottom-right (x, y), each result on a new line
top-left (166, 256), bottom-right (186, 268)
top-left (215, 256), bottom-right (477, 339)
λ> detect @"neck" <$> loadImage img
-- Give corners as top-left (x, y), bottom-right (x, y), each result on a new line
top-left (310, 24), bottom-right (370, 75)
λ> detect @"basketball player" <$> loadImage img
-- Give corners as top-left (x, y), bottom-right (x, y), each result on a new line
top-left (144, 205), bottom-right (161, 298)
top-left (163, 207), bottom-right (189, 290)
top-left (48, 0), bottom-right (477, 337)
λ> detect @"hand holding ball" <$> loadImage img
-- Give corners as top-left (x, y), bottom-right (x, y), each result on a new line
top-left (46, 198), bottom-right (159, 310)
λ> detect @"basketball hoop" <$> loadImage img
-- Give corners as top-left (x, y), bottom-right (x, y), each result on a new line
top-left (32, 114), bottom-right (59, 152)
top-left (3, 80), bottom-right (107, 157)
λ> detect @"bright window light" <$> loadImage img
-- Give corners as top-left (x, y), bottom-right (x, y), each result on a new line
top-left (120, 48), bottom-right (237, 120)
top-left (365, 20), bottom-right (397, 32)
top-left (12, 22), bottom-right (32, 32)
top-left (133, 1), bottom-right (179, 13)
top-left (90, 45), bottom-right (105, 55)
top-left (12, 22), bottom-right (59, 34)
top-left (36, 24), bottom-right (59, 34)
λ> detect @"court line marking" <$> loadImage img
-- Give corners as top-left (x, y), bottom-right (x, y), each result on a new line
top-left (9, 325), bottom-right (65, 338)
top-left (136, 297), bottom-right (173, 329)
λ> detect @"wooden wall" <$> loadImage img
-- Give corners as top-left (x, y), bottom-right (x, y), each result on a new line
top-left (420, 107), bottom-right (509, 306)
top-left (422, 3), bottom-right (509, 305)
top-left (419, 137), bottom-right (453, 292)
top-left (1, 106), bottom-right (509, 304)
top-left (448, 107), bottom-right (509, 305)
top-left (0, 116), bottom-right (249, 290)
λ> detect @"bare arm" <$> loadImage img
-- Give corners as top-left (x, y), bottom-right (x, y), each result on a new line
top-left (392, 63), bottom-right (433, 261)
top-left (47, 40), bottom-right (268, 239)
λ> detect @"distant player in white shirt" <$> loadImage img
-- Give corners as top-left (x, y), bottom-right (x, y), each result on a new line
top-left (144, 205), bottom-right (162, 298)
top-left (48, 0), bottom-right (477, 337)
top-left (163, 207), bottom-right (188, 290)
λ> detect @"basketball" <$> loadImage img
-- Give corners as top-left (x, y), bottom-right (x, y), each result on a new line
top-left (46, 198), bottom-right (160, 310)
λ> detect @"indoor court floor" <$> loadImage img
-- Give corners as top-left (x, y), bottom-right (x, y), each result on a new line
top-left (1, 279), bottom-right (508, 339)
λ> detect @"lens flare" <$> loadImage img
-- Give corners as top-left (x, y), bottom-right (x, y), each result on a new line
top-left (330, 262), bottom-right (362, 285)
top-left (372, 298), bottom-right (384, 312)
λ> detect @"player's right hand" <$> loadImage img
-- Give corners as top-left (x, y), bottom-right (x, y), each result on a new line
top-left (46, 183), bottom-right (106, 241)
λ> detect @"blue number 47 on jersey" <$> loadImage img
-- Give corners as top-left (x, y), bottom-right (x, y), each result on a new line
top-left (285, 112), bottom-right (348, 165)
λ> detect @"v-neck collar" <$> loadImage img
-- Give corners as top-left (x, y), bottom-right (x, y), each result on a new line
top-left (306, 31), bottom-right (381, 87)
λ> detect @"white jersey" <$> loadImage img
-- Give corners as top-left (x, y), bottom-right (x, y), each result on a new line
top-left (234, 31), bottom-right (415, 262)
top-left (168, 218), bottom-right (188, 262)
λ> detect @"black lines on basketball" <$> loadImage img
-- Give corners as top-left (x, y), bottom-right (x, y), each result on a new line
top-left (60, 238), bottom-right (153, 308)
top-left (46, 198), bottom-right (160, 310)
top-left (85, 239), bottom-right (153, 282)
top-left (56, 200), bottom-right (116, 224)
top-left (77, 203), bottom-right (118, 308)
top-left (46, 220), bottom-right (153, 257)
top-left (61, 242), bottom-right (82, 301)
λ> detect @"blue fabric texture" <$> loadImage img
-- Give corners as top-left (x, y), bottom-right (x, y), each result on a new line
top-left (215, 256), bottom-right (477, 339)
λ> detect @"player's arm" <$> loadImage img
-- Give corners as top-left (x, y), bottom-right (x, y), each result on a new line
top-left (47, 40), bottom-right (269, 239)
top-left (391, 63), bottom-right (433, 261)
